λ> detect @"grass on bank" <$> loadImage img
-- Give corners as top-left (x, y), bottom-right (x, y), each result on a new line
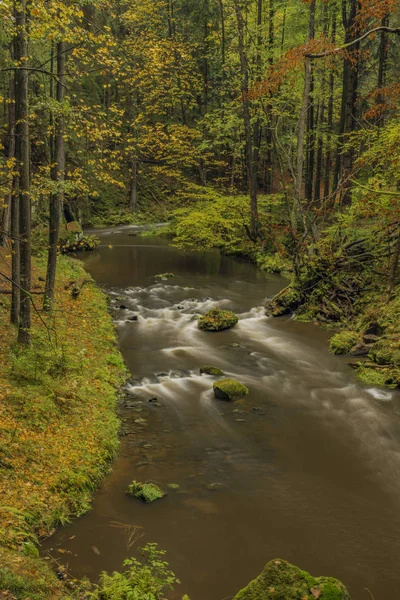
top-left (0, 254), bottom-right (127, 597)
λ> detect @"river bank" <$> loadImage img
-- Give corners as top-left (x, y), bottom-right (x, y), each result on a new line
top-left (0, 254), bottom-right (127, 598)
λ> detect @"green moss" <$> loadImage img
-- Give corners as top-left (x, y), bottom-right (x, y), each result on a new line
top-left (200, 365), bottom-right (224, 376)
top-left (126, 481), bottom-right (166, 503)
top-left (198, 308), bottom-right (239, 332)
top-left (369, 338), bottom-right (400, 365)
top-left (213, 378), bottom-right (249, 401)
top-left (265, 287), bottom-right (301, 317)
top-left (329, 331), bottom-right (359, 355)
top-left (234, 559), bottom-right (350, 600)
top-left (154, 272), bottom-right (175, 280)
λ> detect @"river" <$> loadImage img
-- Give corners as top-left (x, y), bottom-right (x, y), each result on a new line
top-left (42, 226), bottom-right (400, 600)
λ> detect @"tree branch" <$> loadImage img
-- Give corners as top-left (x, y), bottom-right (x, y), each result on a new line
top-left (306, 27), bottom-right (400, 59)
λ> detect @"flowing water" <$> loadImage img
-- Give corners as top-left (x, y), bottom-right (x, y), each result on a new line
top-left (42, 226), bottom-right (400, 600)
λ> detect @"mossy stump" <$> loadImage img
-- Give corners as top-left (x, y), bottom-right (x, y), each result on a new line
top-left (198, 308), bottom-right (238, 332)
top-left (234, 559), bottom-right (350, 600)
top-left (213, 378), bottom-right (249, 401)
top-left (200, 365), bottom-right (224, 376)
top-left (126, 481), bottom-right (165, 503)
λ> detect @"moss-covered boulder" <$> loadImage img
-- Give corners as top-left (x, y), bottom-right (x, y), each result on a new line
top-left (265, 287), bottom-right (301, 317)
top-left (369, 337), bottom-right (400, 365)
top-left (126, 481), bottom-right (165, 503)
top-left (329, 331), bottom-right (359, 355)
top-left (213, 378), bottom-right (249, 401)
top-left (200, 365), bottom-right (224, 376)
top-left (198, 308), bottom-right (238, 331)
top-left (234, 559), bottom-right (350, 600)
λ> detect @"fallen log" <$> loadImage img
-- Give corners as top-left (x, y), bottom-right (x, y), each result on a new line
top-left (71, 278), bottom-right (88, 299)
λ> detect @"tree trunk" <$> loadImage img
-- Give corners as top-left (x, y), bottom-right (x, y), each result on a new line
top-left (376, 14), bottom-right (389, 127)
top-left (333, 0), bottom-right (360, 205)
top-left (323, 11), bottom-right (336, 199)
top-left (14, 0), bottom-right (31, 343)
top-left (0, 74), bottom-right (16, 248)
top-left (44, 41), bottom-right (66, 311)
top-left (129, 160), bottom-right (138, 211)
top-left (265, 0), bottom-right (274, 194)
top-left (233, 0), bottom-right (258, 240)
top-left (387, 230), bottom-right (400, 302)
top-left (294, 0), bottom-right (316, 230)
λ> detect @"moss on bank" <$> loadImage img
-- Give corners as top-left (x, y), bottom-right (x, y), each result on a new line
top-left (0, 255), bottom-right (127, 597)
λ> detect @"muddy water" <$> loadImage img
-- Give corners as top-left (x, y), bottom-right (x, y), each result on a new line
top-left (42, 226), bottom-right (400, 600)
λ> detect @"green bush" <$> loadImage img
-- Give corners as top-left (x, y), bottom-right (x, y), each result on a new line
top-left (92, 543), bottom-right (183, 600)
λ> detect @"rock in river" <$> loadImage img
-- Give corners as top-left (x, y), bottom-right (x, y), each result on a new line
top-left (200, 365), bottom-right (224, 376)
top-left (234, 559), bottom-right (350, 600)
top-left (198, 308), bottom-right (238, 332)
top-left (126, 481), bottom-right (165, 503)
top-left (213, 378), bottom-right (249, 401)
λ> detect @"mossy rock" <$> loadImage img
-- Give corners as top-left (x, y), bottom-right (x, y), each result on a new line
top-left (329, 331), bottom-right (359, 355)
top-left (200, 365), bottom-right (224, 376)
top-left (369, 337), bottom-right (400, 365)
top-left (198, 308), bottom-right (239, 332)
top-left (154, 272), bottom-right (174, 280)
top-left (213, 378), bottom-right (249, 401)
top-left (234, 559), bottom-right (350, 600)
top-left (126, 480), bottom-right (165, 503)
top-left (265, 287), bottom-right (301, 317)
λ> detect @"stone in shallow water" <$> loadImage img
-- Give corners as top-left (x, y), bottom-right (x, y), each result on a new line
top-left (234, 559), bottom-right (350, 600)
top-left (198, 308), bottom-right (238, 332)
top-left (126, 481), bottom-right (165, 503)
top-left (200, 365), bottom-right (224, 376)
top-left (213, 378), bottom-right (249, 401)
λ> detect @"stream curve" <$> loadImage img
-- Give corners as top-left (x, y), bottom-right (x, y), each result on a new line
top-left (42, 226), bottom-right (400, 600)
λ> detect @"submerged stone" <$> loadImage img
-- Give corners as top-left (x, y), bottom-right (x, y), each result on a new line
top-left (126, 480), bottom-right (165, 503)
top-left (200, 365), bottom-right (224, 376)
top-left (213, 378), bottom-right (249, 401)
top-left (234, 559), bottom-right (350, 600)
top-left (198, 308), bottom-right (239, 332)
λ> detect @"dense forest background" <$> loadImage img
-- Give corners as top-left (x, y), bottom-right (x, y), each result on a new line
top-left (0, 0), bottom-right (399, 355)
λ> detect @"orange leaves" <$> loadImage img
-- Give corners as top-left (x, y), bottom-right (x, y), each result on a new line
top-left (357, 0), bottom-right (397, 30)
top-left (249, 38), bottom-right (334, 100)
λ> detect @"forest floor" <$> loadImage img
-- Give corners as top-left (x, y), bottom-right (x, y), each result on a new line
top-left (0, 254), bottom-right (127, 599)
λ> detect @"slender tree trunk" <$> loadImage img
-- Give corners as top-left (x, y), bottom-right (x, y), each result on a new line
top-left (11, 173), bottom-right (20, 326)
top-left (314, 93), bottom-right (325, 203)
top-left (265, 0), bottom-right (274, 193)
top-left (233, 0), bottom-right (258, 240)
top-left (376, 14), bottom-right (389, 128)
top-left (323, 11), bottom-right (336, 199)
top-left (387, 230), bottom-right (400, 302)
top-left (333, 0), bottom-right (360, 205)
top-left (305, 67), bottom-right (315, 203)
top-left (129, 160), bottom-right (138, 211)
top-left (44, 41), bottom-right (66, 311)
top-left (15, 0), bottom-right (31, 344)
top-left (294, 0), bottom-right (316, 230)
top-left (0, 74), bottom-right (16, 247)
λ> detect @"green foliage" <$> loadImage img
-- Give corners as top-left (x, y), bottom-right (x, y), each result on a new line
top-left (59, 234), bottom-right (100, 254)
top-left (91, 544), bottom-right (180, 599)
top-left (256, 252), bottom-right (292, 275)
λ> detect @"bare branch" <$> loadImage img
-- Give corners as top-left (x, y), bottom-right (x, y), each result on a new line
top-left (306, 27), bottom-right (400, 59)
